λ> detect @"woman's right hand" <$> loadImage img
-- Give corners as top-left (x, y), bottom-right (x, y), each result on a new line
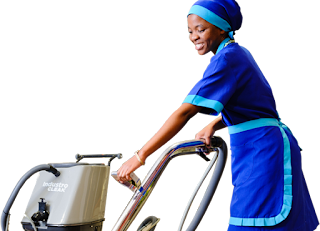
top-left (195, 123), bottom-right (216, 146)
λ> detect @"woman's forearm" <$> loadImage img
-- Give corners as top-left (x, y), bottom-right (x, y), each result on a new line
top-left (138, 111), bottom-right (189, 162)
top-left (211, 115), bottom-right (226, 131)
top-left (139, 111), bottom-right (226, 162)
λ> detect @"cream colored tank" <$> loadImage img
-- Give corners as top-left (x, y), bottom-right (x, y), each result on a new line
top-left (21, 163), bottom-right (110, 226)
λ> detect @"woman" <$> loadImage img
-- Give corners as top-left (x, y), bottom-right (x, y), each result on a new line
top-left (117, 0), bottom-right (318, 230)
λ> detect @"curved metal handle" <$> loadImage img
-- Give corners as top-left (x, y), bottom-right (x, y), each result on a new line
top-left (112, 137), bottom-right (223, 231)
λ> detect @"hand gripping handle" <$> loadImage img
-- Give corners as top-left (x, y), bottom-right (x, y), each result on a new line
top-left (130, 172), bottom-right (140, 187)
top-left (111, 171), bottom-right (141, 189)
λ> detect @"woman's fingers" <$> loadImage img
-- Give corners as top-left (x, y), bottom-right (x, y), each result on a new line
top-left (117, 168), bottom-right (126, 183)
top-left (119, 173), bottom-right (130, 183)
top-left (197, 134), bottom-right (210, 145)
top-left (206, 137), bottom-right (211, 147)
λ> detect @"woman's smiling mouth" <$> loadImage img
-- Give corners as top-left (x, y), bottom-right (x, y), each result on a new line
top-left (195, 43), bottom-right (204, 50)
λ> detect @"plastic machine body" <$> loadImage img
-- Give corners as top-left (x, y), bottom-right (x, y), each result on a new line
top-left (21, 163), bottom-right (110, 231)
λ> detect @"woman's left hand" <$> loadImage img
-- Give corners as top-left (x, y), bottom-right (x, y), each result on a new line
top-left (117, 155), bottom-right (142, 182)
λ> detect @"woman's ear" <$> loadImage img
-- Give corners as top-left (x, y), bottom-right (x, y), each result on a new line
top-left (220, 30), bottom-right (229, 40)
top-left (220, 30), bottom-right (228, 37)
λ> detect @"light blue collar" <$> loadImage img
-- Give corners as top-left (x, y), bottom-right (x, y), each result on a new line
top-left (209, 37), bottom-right (236, 62)
top-left (216, 37), bottom-right (235, 55)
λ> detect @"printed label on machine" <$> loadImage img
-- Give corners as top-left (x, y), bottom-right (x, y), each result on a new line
top-left (43, 182), bottom-right (69, 193)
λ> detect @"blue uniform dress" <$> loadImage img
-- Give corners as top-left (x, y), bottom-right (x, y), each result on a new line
top-left (183, 39), bottom-right (319, 231)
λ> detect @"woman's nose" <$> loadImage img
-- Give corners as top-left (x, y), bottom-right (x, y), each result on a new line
top-left (190, 32), bottom-right (199, 42)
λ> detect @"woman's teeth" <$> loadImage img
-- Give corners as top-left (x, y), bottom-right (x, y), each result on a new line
top-left (195, 44), bottom-right (204, 50)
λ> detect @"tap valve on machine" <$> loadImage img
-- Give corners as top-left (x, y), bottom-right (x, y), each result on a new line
top-left (31, 198), bottom-right (49, 225)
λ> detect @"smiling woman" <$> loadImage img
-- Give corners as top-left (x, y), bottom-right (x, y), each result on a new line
top-left (183, 0), bottom-right (319, 230)
top-left (187, 14), bottom-right (227, 55)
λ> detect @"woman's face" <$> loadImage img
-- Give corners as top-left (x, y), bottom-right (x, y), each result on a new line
top-left (187, 14), bottom-right (225, 55)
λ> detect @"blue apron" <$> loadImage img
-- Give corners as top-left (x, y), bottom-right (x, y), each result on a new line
top-left (227, 119), bottom-right (318, 231)
top-left (228, 118), bottom-right (292, 226)
top-left (183, 39), bottom-right (319, 230)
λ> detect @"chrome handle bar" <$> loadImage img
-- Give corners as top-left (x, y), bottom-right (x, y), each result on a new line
top-left (111, 137), bottom-right (226, 231)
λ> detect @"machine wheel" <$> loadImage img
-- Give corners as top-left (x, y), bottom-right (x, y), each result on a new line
top-left (137, 216), bottom-right (160, 231)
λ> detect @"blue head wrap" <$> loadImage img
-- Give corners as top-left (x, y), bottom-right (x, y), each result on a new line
top-left (188, 0), bottom-right (242, 39)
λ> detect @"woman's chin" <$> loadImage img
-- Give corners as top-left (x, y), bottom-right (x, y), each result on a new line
top-left (197, 50), bottom-right (212, 56)
top-left (197, 49), bottom-right (209, 55)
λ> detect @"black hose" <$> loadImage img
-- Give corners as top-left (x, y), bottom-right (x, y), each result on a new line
top-left (1, 164), bottom-right (60, 231)
top-left (185, 137), bottom-right (227, 230)
top-left (108, 155), bottom-right (118, 166)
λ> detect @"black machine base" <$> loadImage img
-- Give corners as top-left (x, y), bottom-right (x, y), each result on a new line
top-left (22, 220), bottom-right (104, 231)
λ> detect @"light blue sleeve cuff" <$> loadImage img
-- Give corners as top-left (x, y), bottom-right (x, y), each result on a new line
top-left (183, 95), bottom-right (224, 115)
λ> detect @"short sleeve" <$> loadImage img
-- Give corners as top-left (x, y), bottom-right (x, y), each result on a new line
top-left (183, 55), bottom-right (236, 116)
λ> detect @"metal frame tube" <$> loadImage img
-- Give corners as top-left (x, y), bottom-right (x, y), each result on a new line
top-left (112, 137), bottom-right (227, 231)
top-left (112, 140), bottom-right (206, 231)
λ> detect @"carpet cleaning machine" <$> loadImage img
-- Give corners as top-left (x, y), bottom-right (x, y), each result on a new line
top-left (1, 136), bottom-right (227, 231)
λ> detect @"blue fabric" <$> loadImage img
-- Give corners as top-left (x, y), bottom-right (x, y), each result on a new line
top-left (183, 42), bottom-right (319, 230)
top-left (188, 0), bottom-right (242, 38)
top-left (216, 37), bottom-right (231, 54)
top-left (183, 95), bottom-right (223, 115)
top-left (182, 44), bottom-right (237, 115)
top-left (183, 43), bottom-right (278, 125)
top-left (228, 126), bottom-right (291, 227)
top-left (228, 118), bottom-right (293, 227)
top-left (228, 118), bottom-right (279, 134)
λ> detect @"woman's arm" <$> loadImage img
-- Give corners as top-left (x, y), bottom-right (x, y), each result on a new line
top-left (194, 116), bottom-right (226, 147)
top-left (208, 116), bottom-right (227, 131)
top-left (118, 103), bottom-right (224, 183)
top-left (138, 103), bottom-right (203, 161)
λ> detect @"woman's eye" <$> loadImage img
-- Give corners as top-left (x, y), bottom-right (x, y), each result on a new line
top-left (188, 28), bottom-right (204, 34)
